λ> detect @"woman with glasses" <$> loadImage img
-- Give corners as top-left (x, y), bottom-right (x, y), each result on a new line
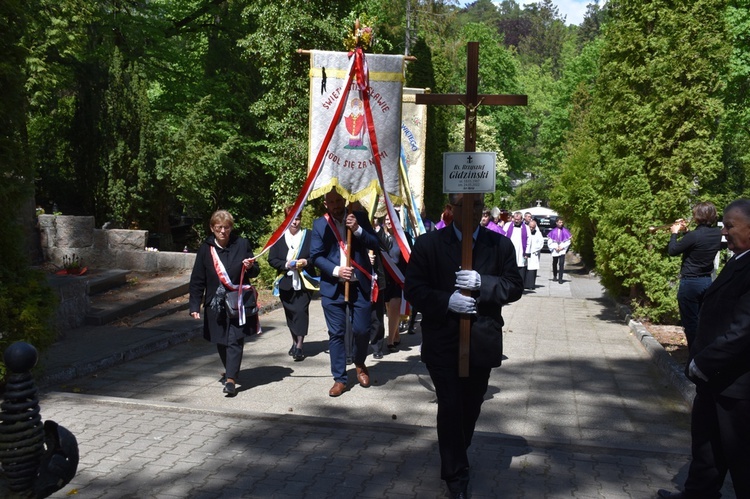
top-left (189, 210), bottom-right (259, 396)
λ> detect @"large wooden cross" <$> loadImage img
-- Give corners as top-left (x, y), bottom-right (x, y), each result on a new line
top-left (415, 42), bottom-right (527, 377)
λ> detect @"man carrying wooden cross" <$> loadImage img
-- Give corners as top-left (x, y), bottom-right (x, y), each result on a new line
top-left (404, 192), bottom-right (522, 497)
top-left (404, 41), bottom-right (526, 499)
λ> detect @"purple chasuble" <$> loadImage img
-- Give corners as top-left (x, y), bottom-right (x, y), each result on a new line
top-left (548, 227), bottom-right (571, 243)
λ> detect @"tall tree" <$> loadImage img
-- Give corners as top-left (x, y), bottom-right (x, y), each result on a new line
top-left (238, 0), bottom-right (355, 211)
top-left (565, 0), bottom-right (730, 319)
top-left (103, 48), bottom-right (153, 229)
top-left (26, 0), bottom-right (109, 218)
top-left (495, 0), bottom-right (531, 48)
top-left (25, 0), bottom-right (275, 244)
top-left (0, 0), bottom-right (57, 379)
top-left (551, 39), bottom-right (604, 265)
top-left (714, 1), bottom-right (750, 202)
top-left (519, 36), bottom-right (603, 209)
top-left (517, 0), bottom-right (572, 77)
top-left (460, 0), bottom-right (501, 26)
top-left (577, 0), bottom-right (609, 47)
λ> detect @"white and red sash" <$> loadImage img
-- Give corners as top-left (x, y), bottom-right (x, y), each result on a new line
top-left (380, 249), bottom-right (404, 290)
top-left (210, 246), bottom-right (253, 326)
top-left (380, 247), bottom-right (409, 314)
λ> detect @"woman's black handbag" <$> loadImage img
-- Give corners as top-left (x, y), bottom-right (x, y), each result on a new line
top-left (225, 288), bottom-right (258, 318)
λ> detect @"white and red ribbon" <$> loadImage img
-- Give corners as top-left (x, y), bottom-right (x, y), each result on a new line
top-left (210, 246), bottom-right (253, 327)
top-left (324, 213), bottom-right (379, 302)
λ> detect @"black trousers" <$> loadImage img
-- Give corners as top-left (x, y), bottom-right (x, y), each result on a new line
top-left (676, 276), bottom-right (712, 350)
top-left (684, 391), bottom-right (750, 498)
top-left (370, 294), bottom-right (385, 346)
top-left (216, 325), bottom-right (246, 380)
top-left (552, 255), bottom-right (565, 281)
top-left (426, 364), bottom-right (491, 493)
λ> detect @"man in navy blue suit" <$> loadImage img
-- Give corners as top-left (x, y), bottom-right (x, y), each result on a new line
top-left (310, 189), bottom-right (380, 397)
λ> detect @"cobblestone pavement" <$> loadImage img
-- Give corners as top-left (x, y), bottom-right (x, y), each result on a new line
top-left (38, 253), bottom-right (735, 498)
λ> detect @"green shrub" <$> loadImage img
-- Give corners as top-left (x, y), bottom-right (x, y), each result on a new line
top-left (0, 265), bottom-right (58, 383)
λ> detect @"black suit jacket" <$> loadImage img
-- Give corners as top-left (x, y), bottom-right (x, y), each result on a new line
top-left (404, 223), bottom-right (524, 368)
top-left (691, 254), bottom-right (750, 399)
top-left (267, 229), bottom-right (314, 292)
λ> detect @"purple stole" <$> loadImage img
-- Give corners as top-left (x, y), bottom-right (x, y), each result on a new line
top-left (548, 227), bottom-right (571, 243)
top-left (486, 220), bottom-right (504, 235)
top-left (504, 223), bottom-right (528, 253)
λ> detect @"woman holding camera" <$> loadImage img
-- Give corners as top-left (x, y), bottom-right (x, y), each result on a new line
top-left (667, 202), bottom-right (722, 350)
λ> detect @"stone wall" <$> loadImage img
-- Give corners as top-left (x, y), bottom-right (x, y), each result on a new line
top-left (47, 275), bottom-right (89, 333)
top-left (38, 215), bottom-right (195, 273)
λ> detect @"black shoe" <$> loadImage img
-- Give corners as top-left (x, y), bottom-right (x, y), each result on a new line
top-left (449, 485), bottom-right (468, 499)
top-left (288, 344), bottom-right (296, 356)
top-left (293, 348), bottom-right (305, 361)
top-left (373, 351), bottom-right (383, 359)
top-left (656, 490), bottom-right (687, 499)
top-left (387, 343), bottom-right (397, 353)
top-left (346, 356), bottom-right (353, 365)
top-left (223, 381), bottom-right (236, 396)
top-left (558, 279), bottom-right (563, 284)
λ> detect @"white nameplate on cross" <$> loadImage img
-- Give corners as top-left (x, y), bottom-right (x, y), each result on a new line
top-left (443, 152), bottom-right (496, 193)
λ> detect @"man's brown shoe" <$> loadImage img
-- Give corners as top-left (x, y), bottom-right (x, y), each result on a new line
top-left (355, 364), bottom-right (370, 387)
top-left (329, 381), bottom-right (346, 397)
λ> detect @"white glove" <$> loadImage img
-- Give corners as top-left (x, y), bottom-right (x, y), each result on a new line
top-left (688, 360), bottom-right (708, 381)
top-left (455, 270), bottom-right (481, 290)
top-left (448, 291), bottom-right (477, 314)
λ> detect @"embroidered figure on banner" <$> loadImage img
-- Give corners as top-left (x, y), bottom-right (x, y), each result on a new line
top-left (344, 97), bottom-right (367, 150)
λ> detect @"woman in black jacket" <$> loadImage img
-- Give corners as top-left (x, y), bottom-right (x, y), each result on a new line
top-left (268, 206), bottom-right (316, 361)
top-left (667, 201), bottom-right (722, 350)
top-left (189, 210), bottom-right (259, 396)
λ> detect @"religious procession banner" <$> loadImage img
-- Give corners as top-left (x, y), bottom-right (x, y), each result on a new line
top-left (307, 50), bottom-right (405, 204)
top-left (400, 87), bottom-right (427, 213)
top-left (258, 48), bottom-right (411, 262)
top-left (399, 87), bottom-right (428, 236)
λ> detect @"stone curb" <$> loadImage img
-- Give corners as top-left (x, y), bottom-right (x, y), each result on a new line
top-left (38, 300), bottom-right (283, 388)
top-left (628, 319), bottom-right (695, 408)
top-left (37, 327), bottom-right (202, 387)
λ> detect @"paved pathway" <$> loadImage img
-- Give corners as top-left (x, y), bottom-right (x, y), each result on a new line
top-left (37, 253), bottom-right (734, 498)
